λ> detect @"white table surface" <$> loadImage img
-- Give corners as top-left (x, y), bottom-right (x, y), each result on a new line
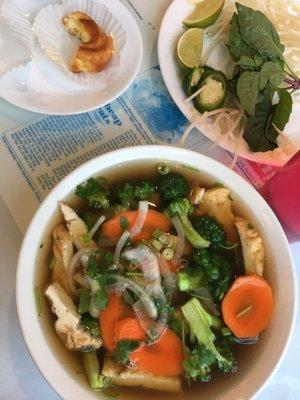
top-left (0, 188), bottom-right (299, 400)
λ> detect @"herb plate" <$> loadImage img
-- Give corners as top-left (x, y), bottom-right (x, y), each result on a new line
top-left (158, 0), bottom-right (300, 166)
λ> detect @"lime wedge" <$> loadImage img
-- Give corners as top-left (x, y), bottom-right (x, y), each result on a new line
top-left (176, 28), bottom-right (204, 70)
top-left (183, 0), bottom-right (224, 29)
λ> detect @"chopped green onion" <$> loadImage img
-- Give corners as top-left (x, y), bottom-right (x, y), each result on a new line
top-left (49, 256), bottom-right (56, 270)
top-left (81, 234), bottom-right (92, 244)
top-left (180, 163), bottom-right (199, 172)
top-left (247, 223), bottom-right (254, 229)
top-left (150, 238), bottom-right (163, 252)
top-left (125, 271), bottom-right (143, 278)
top-left (162, 247), bottom-right (174, 261)
top-left (34, 286), bottom-right (42, 317)
top-left (159, 233), bottom-right (173, 247)
top-left (157, 163), bottom-right (171, 175)
top-left (120, 216), bottom-right (129, 230)
top-left (78, 288), bottom-right (90, 314)
top-left (152, 228), bottom-right (164, 239)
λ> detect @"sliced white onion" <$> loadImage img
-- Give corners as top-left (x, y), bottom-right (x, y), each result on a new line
top-left (123, 245), bottom-right (164, 298)
top-left (110, 275), bottom-right (158, 319)
top-left (89, 215), bottom-right (105, 238)
top-left (113, 230), bottom-right (130, 271)
top-left (133, 300), bottom-right (167, 342)
top-left (171, 216), bottom-right (185, 266)
top-left (130, 201), bottom-right (149, 237)
top-left (158, 255), bottom-right (176, 300)
top-left (68, 248), bottom-right (97, 295)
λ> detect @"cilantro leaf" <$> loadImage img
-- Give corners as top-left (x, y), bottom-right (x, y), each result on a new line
top-left (114, 340), bottom-right (140, 364)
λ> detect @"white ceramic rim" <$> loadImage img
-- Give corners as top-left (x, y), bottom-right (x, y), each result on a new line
top-left (0, 0), bottom-right (143, 116)
top-left (16, 145), bottom-right (297, 400)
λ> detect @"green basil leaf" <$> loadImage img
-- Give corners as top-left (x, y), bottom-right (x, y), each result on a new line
top-left (243, 96), bottom-right (278, 152)
top-left (227, 13), bottom-right (257, 60)
top-left (259, 61), bottom-right (284, 91)
top-left (237, 71), bottom-right (260, 116)
top-left (266, 90), bottom-right (293, 143)
top-left (236, 56), bottom-right (256, 70)
top-left (236, 3), bottom-right (284, 60)
top-left (237, 55), bottom-right (265, 71)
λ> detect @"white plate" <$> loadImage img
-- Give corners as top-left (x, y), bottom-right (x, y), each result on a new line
top-left (0, 0), bottom-right (142, 115)
top-left (158, 0), bottom-right (300, 166)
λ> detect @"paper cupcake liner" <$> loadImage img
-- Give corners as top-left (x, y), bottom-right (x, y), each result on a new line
top-left (0, 19), bottom-right (31, 77)
top-left (1, 0), bottom-right (38, 53)
top-left (33, 0), bottom-right (127, 86)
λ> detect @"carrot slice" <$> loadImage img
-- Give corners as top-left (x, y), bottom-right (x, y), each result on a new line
top-left (114, 317), bottom-right (147, 342)
top-left (101, 210), bottom-right (171, 245)
top-left (221, 274), bottom-right (274, 338)
top-left (130, 329), bottom-right (184, 376)
top-left (99, 293), bottom-right (132, 352)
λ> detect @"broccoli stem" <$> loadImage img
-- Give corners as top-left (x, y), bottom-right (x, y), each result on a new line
top-left (182, 298), bottom-right (237, 373)
top-left (82, 351), bottom-right (106, 391)
top-left (180, 214), bottom-right (210, 248)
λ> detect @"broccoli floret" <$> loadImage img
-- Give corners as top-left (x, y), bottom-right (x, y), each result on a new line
top-left (157, 172), bottom-right (188, 201)
top-left (182, 298), bottom-right (237, 377)
top-left (215, 341), bottom-right (237, 373)
top-left (116, 180), bottom-right (156, 205)
top-left (80, 313), bottom-right (101, 338)
top-left (76, 178), bottom-right (110, 210)
top-left (194, 249), bottom-right (232, 302)
top-left (116, 182), bottom-right (135, 205)
top-left (82, 351), bottom-right (112, 392)
top-left (177, 269), bottom-right (206, 292)
top-left (165, 198), bottom-right (210, 248)
top-left (183, 344), bottom-right (216, 382)
top-left (193, 216), bottom-right (227, 249)
top-left (134, 180), bottom-right (156, 200)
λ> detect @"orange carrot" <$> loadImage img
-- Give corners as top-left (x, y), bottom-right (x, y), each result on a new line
top-left (101, 210), bottom-right (171, 244)
top-left (221, 274), bottom-right (274, 338)
top-left (114, 317), bottom-right (147, 342)
top-left (130, 329), bottom-right (184, 376)
top-left (99, 293), bottom-right (132, 352)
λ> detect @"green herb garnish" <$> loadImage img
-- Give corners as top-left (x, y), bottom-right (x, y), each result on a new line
top-left (34, 286), bottom-right (42, 317)
top-left (119, 216), bottom-right (129, 230)
top-left (49, 256), bottom-right (56, 270)
top-left (114, 340), bottom-right (140, 364)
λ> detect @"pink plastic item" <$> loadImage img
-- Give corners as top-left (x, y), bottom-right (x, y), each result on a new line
top-left (261, 151), bottom-right (300, 243)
